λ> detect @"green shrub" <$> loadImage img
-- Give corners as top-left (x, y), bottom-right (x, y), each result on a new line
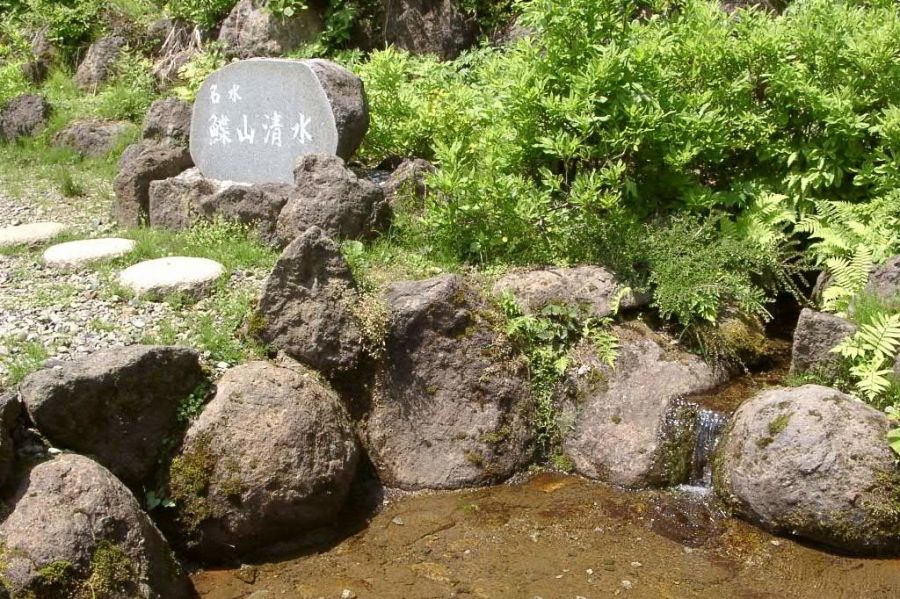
top-left (165, 0), bottom-right (236, 28)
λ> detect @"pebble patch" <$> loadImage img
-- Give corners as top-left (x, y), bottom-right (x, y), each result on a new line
top-left (118, 257), bottom-right (225, 299)
top-left (42, 237), bottom-right (135, 268)
top-left (0, 222), bottom-right (68, 248)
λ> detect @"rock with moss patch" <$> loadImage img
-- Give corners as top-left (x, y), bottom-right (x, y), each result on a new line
top-left (256, 226), bottom-right (364, 377)
top-left (0, 393), bottom-right (20, 488)
top-left (0, 454), bottom-right (191, 598)
top-left (365, 274), bottom-right (534, 490)
top-left (165, 359), bottom-right (358, 561)
top-left (789, 308), bottom-right (856, 378)
top-left (19, 345), bottom-right (205, 489)
top-left (714, 384), bottom-right (900, 553)
top-left (562, 324), bottom-right (724, 488)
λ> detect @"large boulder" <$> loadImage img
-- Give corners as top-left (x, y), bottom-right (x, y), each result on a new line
top-left (0, 393), bottom-right (20, 488)
top-left (365, 274), bottom-right (534, 490)
top-left (165, 360), bottom-right (358, 560)
top-left (74, 35), bottom-right (125, 91)
top-left (274, 154), bottom-right (389, 246)
top-left (142, 98), bottom-right (193, 146)
top-left (304, 59), bottom-right (370, 160)
top-left (113, 142), bottom-right (193, 227)
top-left (0, 94), bottom-right (51, 142)
top-left (219, 0), bottom-right (322, 58)
top-left (383, 0), bottom-right (478, 60)
top-left (19, 345), bottom-right (205, 489)
top-left (0, 454), bottom-right (191, 598)
top-left (714, 385), bottom-right (900, 553)
top-left (256, 227), bottom-right (364, 376)
top-left (789, 308), bottom-right (856, 378)
top-left (562, 324), bottom-right (723, 488)
top-left (53, 119), bottom-right (131, 158)
top-left (492, 265), bottom-right (646, 319)
top-left (865, 255), bottom-right (900, 311)
top-left (21, 29), bottom-right (55, 84)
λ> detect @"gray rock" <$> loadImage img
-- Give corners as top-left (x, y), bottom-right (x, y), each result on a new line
top-left (189, 58), bottom-right (368, 183)
top-left (366, 274), bottom-right (534, 490)
top-left (383, 0), bottom-right (478, 60)
top-left (0, 454), bottom-right (191, 598)
top-left (563, 325), bottom-right (723, 488)
top-left (21, 29), bottom-right (55, 84)
top-left (113, 142), bottom-right (194, 227)
top-left (166, 360), bottom-right (358, 560)
top-left (493, 265), bottom-right (646, 319)
top-left (789, 308), bottom-right (856, 378)
top-left (142, 98), bottom-right (193, 146)
top-left (118, 257), bottom-right (225, 300)
top-left (219, 0), bottom-right (322, 58)
top-left (714, 385), bottom-right (900, 553)
top-left (381, 158), bottom-right (434, 207)
top-left (257, 227), bottom-right (364, 376)
top-left (53, 119), bottom-right (131, 158)
top-left (19, 345), bottom-right (205, 489)
top-left (865, 255), bottom-right (900, 310)
top-left (275, 153), bottom-right (389, 246)
top-left (74, 35), bottom-right (125, 91)
top-left (0, 393), bottom-right (20, 488)
top-left (304, 59), bottom-right (370, 160)
top-left (148, 168), bottom-right (219, 230)
top-left (199, 181), bottom-right (292, 244)
top-left (0, 94), bottom-right (51, 142)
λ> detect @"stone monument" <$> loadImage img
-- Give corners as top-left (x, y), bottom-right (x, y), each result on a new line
top-left (189, 58), bottom-right (368, 184)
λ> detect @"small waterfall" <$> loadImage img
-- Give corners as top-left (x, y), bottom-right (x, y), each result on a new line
top-left (688, 409), bottom-right (728, 487)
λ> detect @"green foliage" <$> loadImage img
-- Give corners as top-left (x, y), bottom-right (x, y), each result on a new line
top-left (797, 197), bottom-right (900, 314)
top-left (22, 0), bottom-right (104, 51)
top-left (499, 293), bottom-right (618, 457)
top-left (94, 50), bottom-right (157, 122)
top-left (266, 0), bottom-right (306, 18)
top-left (55, 168), bottom-right (84, 197)
top-left (832, 312), bottom-right (900, 406)
top-left (0, 61), bottom-right (30, 106)
top-left (178, 381), bottom-right (210, 424)
top-left (172, 43), bottom-right (226, 102)
top-left (0, 339), bottom-right (48, 388)
top-left (165, 0), bottom-right (235, 28)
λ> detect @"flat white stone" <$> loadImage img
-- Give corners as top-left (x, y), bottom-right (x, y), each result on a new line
top-left (43, 237), bottom-right (136, 268)
top-left (118, 256), bottom-right (225, 299)
top-left (0, 222), bottom-right (68, 248)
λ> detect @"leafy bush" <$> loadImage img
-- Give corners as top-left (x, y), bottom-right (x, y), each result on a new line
top-left (23, 0), bottom-right (104, 51)
top-left (172, 43), bottom-right (226, 101)
top-left (165, 0), bottom-right (236, 28)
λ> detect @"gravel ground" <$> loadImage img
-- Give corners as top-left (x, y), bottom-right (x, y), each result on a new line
top-left (0, 185), bottom-right (268, 390)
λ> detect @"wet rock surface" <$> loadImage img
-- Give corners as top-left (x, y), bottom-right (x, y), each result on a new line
top-left (365, 274), bottom-right (534, 490)
top-left (0, 454), bottom-right (192, 598)
top-left (715, 384), bottom-right (900, 553)
top-left (19, 345), bottom-right (204, 488)
top-left (563, 324), bottom-right (724, 488)
top-left (165, 359), bottom-right (359, 561)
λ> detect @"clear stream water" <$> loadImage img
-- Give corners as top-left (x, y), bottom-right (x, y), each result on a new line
top-left (192, 367), bottom-right (900, 599)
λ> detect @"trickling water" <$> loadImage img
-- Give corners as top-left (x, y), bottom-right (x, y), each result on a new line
top-left (688, 408), bottom-right (728, 487)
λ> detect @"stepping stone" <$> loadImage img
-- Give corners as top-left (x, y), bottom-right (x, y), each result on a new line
top-left (42, 237), bottom-right (135, 269)
top-left (0, 222), bottom-right (68, 248)
top-left (118, 256), bottom-right (225, 299)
